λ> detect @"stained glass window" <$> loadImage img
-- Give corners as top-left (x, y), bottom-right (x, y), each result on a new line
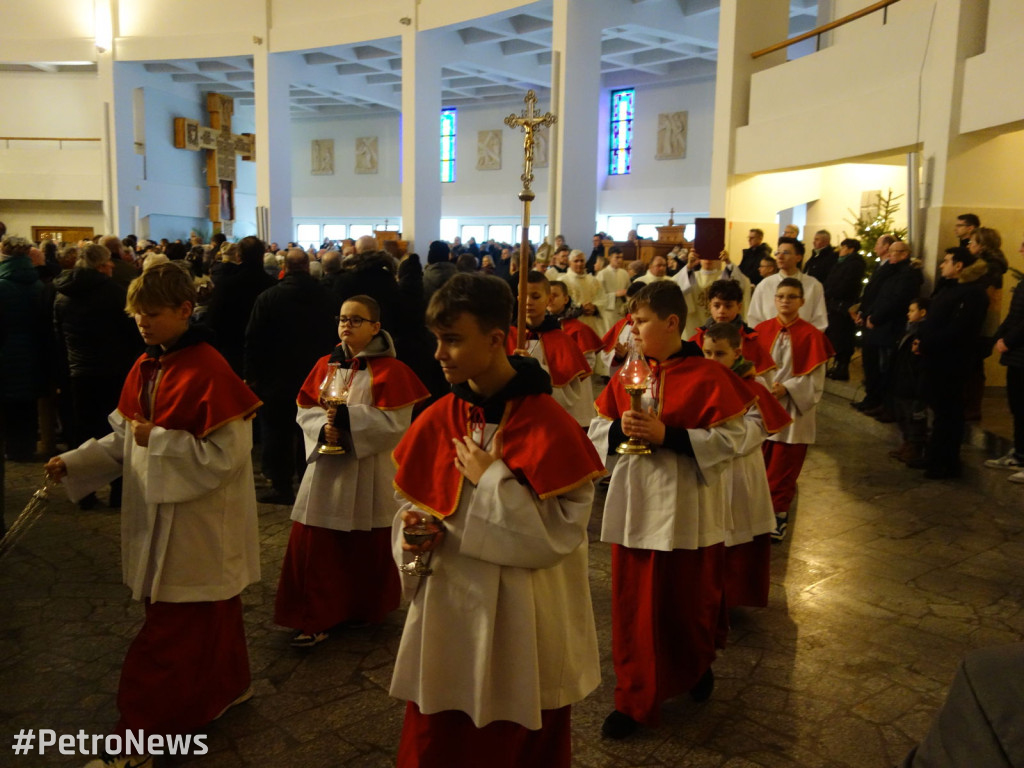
top-left (441, 107), bottom-right (457, 183)
top-left (609, 89), bottom-right (635, 175)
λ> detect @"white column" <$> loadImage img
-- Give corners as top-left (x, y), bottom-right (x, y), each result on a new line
top-left (708, 0), bottom-right (790, 219)
top-left (253, 48), bottom-right (293, 246)
top-left (401, 21), bottom-right (443, 254)
top-left (551, 0), bottom-right (602, 247)
top-left (96, 0), bottom-right (121, 235)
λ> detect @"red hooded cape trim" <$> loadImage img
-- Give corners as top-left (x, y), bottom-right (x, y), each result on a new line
top-left (738, 374), bottom-right (793, 435)
top-left (754, 317), bottom-right (834, 377)
top-left (117, 342), bottom-right (261, 439)
top-left (690, 326), bottom-right (777, 376)
top-left (392, 393), bottom-right (606, 519)
top-left (601, 316), bottom-right (632, 353)
top-left (297, 352), bottom-right (430, 411)
top-left (506, 326), bottom-right (592, 386)
top-left (595, 354), bottom-right (754, 429)
top-left (561, 317), bottom-right (603, 355)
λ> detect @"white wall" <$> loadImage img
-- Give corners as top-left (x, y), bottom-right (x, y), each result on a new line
top-left (735, 1), bottom-right (935, 173)
top-left (0, 200), bottom-right (105, 241)
top-left (0, 71), bottom-right (105, 203)
top-left (599, 78), bottom-right (715, 218)
top-left (961, 0), bottom-right (1024, 134)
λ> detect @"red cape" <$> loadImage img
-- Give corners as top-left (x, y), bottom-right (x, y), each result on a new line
top-left (754, 317), bottom-right (834, 376)
top-left (690, 325), bottom-right (776, 376)
top-left (601, 316), bottom-right (632, 353)
top-left (297, 350), bottom-right (430, 411)
top-left (596, 353), bottom-right (754, 429)
top-left (738, 374), bottom-right (792, 434)
top-left (561, 317), bottom-right (603, 355)
top-left (117, 342), bottom-right (261, 439)
top-left (392, 392), bottom-right (606, 519)
top-left (506, 326), bottom-right (591, 386)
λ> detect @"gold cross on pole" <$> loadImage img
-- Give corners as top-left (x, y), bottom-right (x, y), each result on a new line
top-left (505, 90), bottom-right (557, 196)
top-left (505, 90), bottom-right (557, 351)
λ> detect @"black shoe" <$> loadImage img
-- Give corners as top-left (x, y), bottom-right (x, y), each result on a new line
top-left (852, 400), bottom-right (876, 412)
top-left (831, 369), bottom-right (850, 381)
top-left (601, 709), bottom-right (640, 740)
top-left (873, 410), bottom-right (897, 423)
top-left (258, 490), bottom-right (296, 505)
top-left (690, 667), bottom-right (715, 702)
top-left (78, 493), bottom-right (99, 511)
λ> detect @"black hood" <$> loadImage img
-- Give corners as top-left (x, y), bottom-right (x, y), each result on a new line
top-left (145, 321), bottom-right (216, 359)
top-left (452, 354), bottom-right (553, 423)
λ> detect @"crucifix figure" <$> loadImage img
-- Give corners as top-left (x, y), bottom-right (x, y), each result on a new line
top-left (173, 93), bottom-right (255, 236)
top-left (505, 90), bottom-right (557, 351)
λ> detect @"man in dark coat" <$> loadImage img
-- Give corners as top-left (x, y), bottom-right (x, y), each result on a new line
top-left (823, 238), bottom-right (866, 381)
top-left (856, 238), bottom-right (922, 417)
top-left (738, 228), bottom-right (772, 285)
top-left (0, 236), bottom-right (46, 461)
top-left (422, 240), bottom-right (456, 304)
top-left (204, 235), bottom-right (276, 376)
top-left (915, 248), bottom-right (989, 478)
top-left (245, 248), bottom-right (337, 504)
top-left (53, 243), bottom-right (142, 507)
top-left (803, 230), bottom-right (838, 285)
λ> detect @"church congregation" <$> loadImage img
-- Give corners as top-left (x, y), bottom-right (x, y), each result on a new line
top-left (2, 213), bottom-right (1023, 766)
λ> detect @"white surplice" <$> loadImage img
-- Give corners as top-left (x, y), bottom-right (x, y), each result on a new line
top-left (588, 388), bottom-right (747, 551)
top-left (596, 265), bottom-right (631, 331)
top-left (762, 329), bottom-right (826, 445)
top-left (523, 338), bottom-right (594, 427)
top-left (390, 423), bottom-right (600, 730)
top-left (60, 414), bottom-right (260, 603)
top-left (292, 366), bottom-right (414, 531)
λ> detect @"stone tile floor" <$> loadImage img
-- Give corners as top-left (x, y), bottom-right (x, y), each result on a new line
top-left (2, 393), bottom-right (1022, 767)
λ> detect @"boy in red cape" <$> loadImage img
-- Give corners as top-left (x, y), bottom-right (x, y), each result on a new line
top-left (598, 281), bottom-right (646, 378)
top-left (274, 295), bottom-right (428, 647)
top-left (588, 280), bottom-right (755, 740)
top-left (548, 279), bottom-right (603, 372)
top-left (45, 263), bottom-right (261, 768)
top-left (505, 270), bottom-right (594, 426)
top-left (701, 322), bottom-right (791, 614)
top-left (755, 277), bottom-right (834, 541)
top-left (690, 278), bottom-right (775, 377)
top-left (390, 273), bottom-right (605, 768)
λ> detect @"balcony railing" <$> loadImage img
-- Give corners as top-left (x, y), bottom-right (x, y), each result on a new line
top-left (752, 0), bottom-right (902, 59)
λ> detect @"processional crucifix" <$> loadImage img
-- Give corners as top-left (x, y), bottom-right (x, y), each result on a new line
top-left (172, 93), bottom-right (255, 236)
top-left (505, 90), bottom-right (557, 351)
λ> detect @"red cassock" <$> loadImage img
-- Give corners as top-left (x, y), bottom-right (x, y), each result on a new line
top-left (690, 324), bottom-right (777, 377)
top-left (596, 351), bottom-right (755, 724)
top-left (276, 350), bottom-right (429, 633)
top-left (114, 341), bottom-right (261, 735)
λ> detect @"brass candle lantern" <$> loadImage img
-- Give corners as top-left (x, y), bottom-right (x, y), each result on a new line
top-left (317, 362), bottom-right (349, 455)
top-left (616, 336), bottom-right (654, 456)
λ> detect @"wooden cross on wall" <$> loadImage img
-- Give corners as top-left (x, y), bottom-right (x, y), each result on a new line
top-left (173, 92), bottom-right (255, 236)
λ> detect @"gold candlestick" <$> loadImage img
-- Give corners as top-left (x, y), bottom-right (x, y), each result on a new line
top-left (318, 362), bottom-right (348, 455)
top-left (616, 337), bottom-right (654, 455)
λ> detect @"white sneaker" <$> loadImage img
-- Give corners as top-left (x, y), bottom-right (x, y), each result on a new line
top-left (1007, 470), bottom-right (1024, 484)
top-left (984, 451), bottom-right (1024, 470)
top-left (83, 755), bottom-right (151, 768)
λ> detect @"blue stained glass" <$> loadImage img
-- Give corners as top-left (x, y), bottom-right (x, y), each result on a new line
top-left (609, 89), bottom-right (634, 175)
top-left (441, 108), bottom-right (457, 183)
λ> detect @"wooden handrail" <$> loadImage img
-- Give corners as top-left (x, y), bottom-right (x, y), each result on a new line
top-left (752, 0), bottom-right (901, 59)
top-left (0, 136), bottom-right (100, 142)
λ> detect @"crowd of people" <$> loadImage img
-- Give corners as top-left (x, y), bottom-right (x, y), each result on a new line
top-left (0, 215), bottom-right (1021, 767)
